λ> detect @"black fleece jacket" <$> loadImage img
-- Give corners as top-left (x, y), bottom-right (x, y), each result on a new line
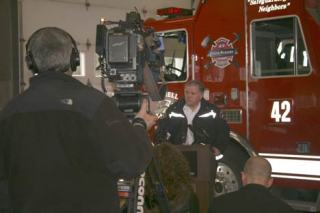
top-left (0, 71), bottom-right (152, 213)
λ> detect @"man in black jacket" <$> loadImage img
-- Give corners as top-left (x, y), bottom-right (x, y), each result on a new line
top-left (155, 80), bottom-right (229, 155)
top-left (208, 156), bottom-right (296, 213)
top-left (0, 27), bottom-right (157, 213)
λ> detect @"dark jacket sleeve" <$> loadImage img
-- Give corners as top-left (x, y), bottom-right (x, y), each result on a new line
top-left (92, 97), bottom-right (153, 179)
top-left (212, 117), bottom-right (230, 153)
top-left (154, 117), bottom-right (169, 144)
top-left (154, 105), bottom-right (174, 144)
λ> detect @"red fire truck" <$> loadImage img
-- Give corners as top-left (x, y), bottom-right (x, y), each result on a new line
top-left (146, 0), bottom-right (320, 211)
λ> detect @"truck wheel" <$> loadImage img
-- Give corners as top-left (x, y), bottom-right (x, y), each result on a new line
top-left (214, 142), bottom-right (249, 197)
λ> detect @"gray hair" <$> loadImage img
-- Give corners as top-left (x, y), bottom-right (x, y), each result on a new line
top-left (26, 27), bottom-right (74, 73)
top-left (185, 80), bottom-right (205, 94)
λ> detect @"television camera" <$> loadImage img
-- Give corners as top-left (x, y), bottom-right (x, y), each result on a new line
top-left (95, 11), bottom-right (165, 116)
top-left (95, 12), bottom-right (171, 213)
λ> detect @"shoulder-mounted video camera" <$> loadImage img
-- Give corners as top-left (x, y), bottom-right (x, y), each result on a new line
top-left (95, 11), bottom-right (165, 117)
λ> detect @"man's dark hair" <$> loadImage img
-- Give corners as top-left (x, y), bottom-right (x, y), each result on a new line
top-left (185, 80), bottom-right (205, 94)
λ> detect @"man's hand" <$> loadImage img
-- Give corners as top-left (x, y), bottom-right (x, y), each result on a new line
top-left (135, 99), bottom-right (158, 130)
top-left (211, 146), bottom-right (221, 156)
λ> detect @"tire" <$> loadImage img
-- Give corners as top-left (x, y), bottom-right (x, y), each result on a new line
top-left (214, 141), bottom-right (250, 197)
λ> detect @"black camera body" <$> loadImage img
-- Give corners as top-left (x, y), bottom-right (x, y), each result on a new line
top-left (96, 12), bottom-right (163, 116)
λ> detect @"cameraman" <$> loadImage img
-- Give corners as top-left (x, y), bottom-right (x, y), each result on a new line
top-left (155, 80), bottom-right (229, 155)
top-left (0, 27), bottom-right (156, 212)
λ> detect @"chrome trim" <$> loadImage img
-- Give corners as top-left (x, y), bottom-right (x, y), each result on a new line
top-left (229, 131), bottom-right (256, 156)
top-left (259, 153), bottom-right (320, 160)
top-left (191, 54), bottom-right (195, 80)
top-left (272, 174), bottom-right (320, 182)
top-left (244, 0), bottom-right (250, 139)
top-left (266, 158), bottom-right (320, 177)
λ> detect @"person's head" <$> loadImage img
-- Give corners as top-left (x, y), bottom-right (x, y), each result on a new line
top-left (25, 27), bottom-right (80, 75)
top-left (241, 156), bottom-right (273, 188)
top-left (184, 80), bottom-right (204, 109)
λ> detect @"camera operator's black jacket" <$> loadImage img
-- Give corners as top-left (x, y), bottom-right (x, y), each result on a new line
top-left (155, 99), bottom-right (229, 152)
top-left (0, 71), bottom-right (152, 213)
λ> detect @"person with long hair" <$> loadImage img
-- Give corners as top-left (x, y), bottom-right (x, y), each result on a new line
top-left (145, 143), bottom-right (199, 213)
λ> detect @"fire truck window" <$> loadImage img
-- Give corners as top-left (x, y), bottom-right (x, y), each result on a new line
top-left (297, 28), bottom-right (310, 74)
top-left (156, 30), bottom-right (187, 82)
top-left (252, 17), bottom-right (310, 77)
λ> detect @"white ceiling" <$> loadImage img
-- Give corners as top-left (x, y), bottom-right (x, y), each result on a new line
top-left (45, 0), bottom-right (196, 13)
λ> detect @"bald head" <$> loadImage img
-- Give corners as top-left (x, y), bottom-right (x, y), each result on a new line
top-left (241, 156), bottom-right (273, 188)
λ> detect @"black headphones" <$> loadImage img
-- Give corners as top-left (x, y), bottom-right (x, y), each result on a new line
top-left (25, 27), bottom-right (80, 74)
